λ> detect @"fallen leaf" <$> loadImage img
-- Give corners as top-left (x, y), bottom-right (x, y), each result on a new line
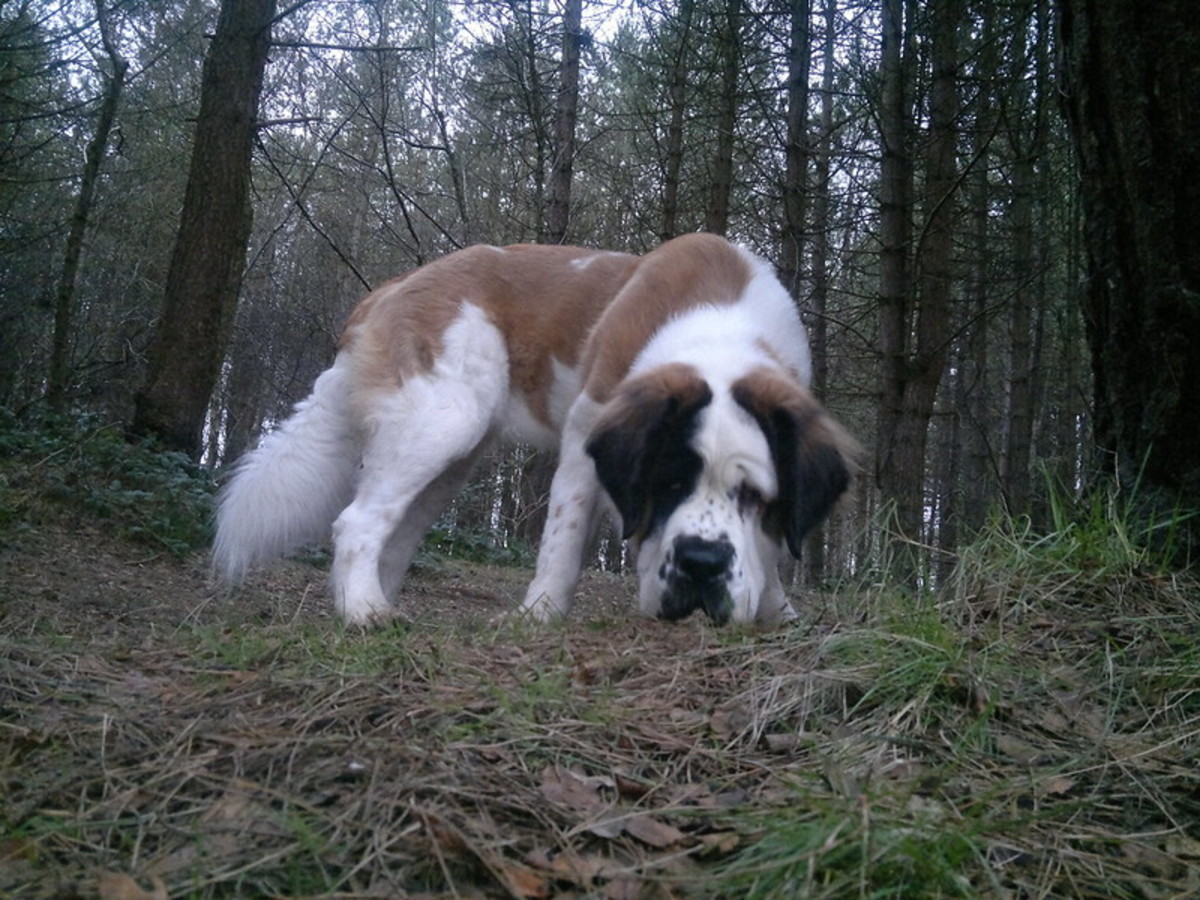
top-left (709, 703), bottom-right (752, 738)
top-left (623, 813), bottom-right (686, 848)
top-left (694, 831), bottom-right (742, 856)
top-left (604, 874), bottom-right (642, 900)
top-left (764, 732), bottom-right (802, 751)
top-left (1039, 775), bottom-right (1076, 796)
top-left (494, 858), bottom-right (552, 899)
top-left (524, 847), bottom-right (607, 886)
top-left (613, 771), bottom-right (652, 800)
top-left (97, 872), bottom-right (167, 900)
top-left (585, 814), bottom-right (628, 839)
top-left (994, 731), bottom-right (1043, 765)
top-left (539, 765), bottom-right (614, 812)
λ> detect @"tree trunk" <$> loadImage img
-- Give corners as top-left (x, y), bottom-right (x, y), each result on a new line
top-left (47, 2), bottom-right (127, 409)
top-left (131, 0), bottom-right (277, 456)
top-left (779, 0), bottom-right (811, 298)
top-left (1058, 0), bottom-right (1200, 551)
top-left (877, 0), bottom-right (962, 583)
top-left (1001, 1), bottom-right (1048, 522)
top-left (544, 0), bottom-right (582, 244)
top-left (703, 0), bottom-right (740, 236)
top-left (801, 0), bottom-right (834, 586)
top-left (659, 0), bottom-right (694, 242)
top-left (875, 0), bottom-right (915, 568)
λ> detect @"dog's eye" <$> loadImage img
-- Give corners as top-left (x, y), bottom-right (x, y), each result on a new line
top-left (736, 483), bottom-right (764, 511)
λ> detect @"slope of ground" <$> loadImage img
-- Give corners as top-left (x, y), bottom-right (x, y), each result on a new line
top-left (1, 425), bottom-right (1198, 899)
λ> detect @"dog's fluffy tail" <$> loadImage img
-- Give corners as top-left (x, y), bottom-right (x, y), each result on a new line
top-left (213, 358), bottom-right (360, 583)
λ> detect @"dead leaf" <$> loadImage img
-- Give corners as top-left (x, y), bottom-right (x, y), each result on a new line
top-left (604, 874), bottom-right (642, 900)
top-left (994, 731), bottom-right (1043, 765)
top-left (524, 847), bottom-right (607, 886)
top-left (1038, 775), bottom-right (1076, 796)
top-left (97, 872), bottom-right (167, 900)
top-left (764, 732), bottom-right (803, 751)
top-left (585, 814), bottom-right (628, 839)
top-left (494, 858), bottom-right (552, 899)
top-left (613, 771), bottom-right (652, 800)
top-left (694, 831), bottom-right (742, 856)
top-left (710, 703), bottom-right (752, 738)
top-left (623, 813), bottom-right (686, 848)
top-left (539, 765), bottom-right (614, 812)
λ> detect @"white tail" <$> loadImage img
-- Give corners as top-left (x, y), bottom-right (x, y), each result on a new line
top-left (212, 358), bottom-right (361, 583)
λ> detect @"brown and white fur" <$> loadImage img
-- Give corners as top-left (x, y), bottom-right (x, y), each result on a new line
top-left (213, 233), bottom-right (855, 626)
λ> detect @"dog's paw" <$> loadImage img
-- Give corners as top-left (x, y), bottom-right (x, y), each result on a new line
top-left (339, 601), bottom-right (409, 629)
top-left (496, 597), bottom-right (562, 628)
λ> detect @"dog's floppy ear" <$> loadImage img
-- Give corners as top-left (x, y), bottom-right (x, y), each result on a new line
top-left (586, 364), bottom-right (713, 540)
top-left (732, 368), bottom-right (858, 557)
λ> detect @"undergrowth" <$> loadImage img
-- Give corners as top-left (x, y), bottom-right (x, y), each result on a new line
top-left (0, 407), bottom-right (214, 555)
top-left (0, 408), bottom-right (535, 568)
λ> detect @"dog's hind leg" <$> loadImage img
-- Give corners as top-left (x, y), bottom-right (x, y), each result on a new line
top-left (330, 303), bottom-right (508, 624)
top-left (377, 449), bottom-right (485, 605)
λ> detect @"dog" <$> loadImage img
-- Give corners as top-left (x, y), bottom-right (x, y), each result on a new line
top-left (213, 233), bottom-right (855, 626)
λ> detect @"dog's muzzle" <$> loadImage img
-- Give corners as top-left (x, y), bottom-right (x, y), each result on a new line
top-left (659, 535), bottom-right (735, 625)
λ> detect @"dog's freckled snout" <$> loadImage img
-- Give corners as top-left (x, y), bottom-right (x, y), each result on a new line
top-left (673, 535), bottom-right (734, 582)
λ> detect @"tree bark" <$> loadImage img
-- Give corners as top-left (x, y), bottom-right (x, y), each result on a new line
top-left (1001, 0), bottom-right (1048, 522)
top-left (47, 1), bottom-right (127, 409)
top-left (703, 0), bottom-right (740, 236)
top-left (1058, 0), bottom-right (1200, 550)
top-left (131, 0), bottom-right (277, 456)
top-left (801, 0), bottom-right (834, 586)
top-left (544, 0), bottom-right (582, 244)
top-left (659, 0), bottom-right (694, 242)
top-left (875, 0), bottom-right (915, 569)
top-left (877, 0), bottom-right (962, 583)
top-left (779, 0), bottom-right (811, 299)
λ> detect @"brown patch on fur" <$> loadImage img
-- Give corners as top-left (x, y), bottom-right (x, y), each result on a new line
top-left (581, 233), bottom-right (753, 402)
top-left (338, 245), bottom-right (640, 425)
top-left (731, 367), bottom-right (859, 556)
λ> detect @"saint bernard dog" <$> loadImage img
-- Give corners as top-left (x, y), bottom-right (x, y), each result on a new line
top-left (213, 233), bottom-right (856, 626)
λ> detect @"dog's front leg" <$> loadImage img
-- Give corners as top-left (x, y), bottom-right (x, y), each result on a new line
top-left (519, 418), bottom-right (602, 622)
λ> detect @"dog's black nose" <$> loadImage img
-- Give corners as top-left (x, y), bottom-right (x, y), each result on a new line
top-left (674, 535), bottom-right (734, 582)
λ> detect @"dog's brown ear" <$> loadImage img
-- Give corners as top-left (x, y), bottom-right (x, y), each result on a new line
top-left (732, 368), bottom-right (858, 557)
top-left (586, 364), bottom-right (713, 541)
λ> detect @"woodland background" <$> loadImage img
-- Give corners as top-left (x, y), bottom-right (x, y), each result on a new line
top-left (2, 0), bottom-right (1196, 583)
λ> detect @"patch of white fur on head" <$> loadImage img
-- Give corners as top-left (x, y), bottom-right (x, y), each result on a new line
top-left (737, 246), bottom-right (814, 385)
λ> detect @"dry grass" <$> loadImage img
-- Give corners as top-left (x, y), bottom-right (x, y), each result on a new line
top-left (2, 534), bottom-right (1198, 899)
top-left (1, 435), bottom-right (1198, 898)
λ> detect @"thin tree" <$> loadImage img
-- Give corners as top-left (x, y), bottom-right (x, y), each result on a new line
top-left (1000, 0), bottom-right (1049, 521)
top-left (779, 0), bottom-right (812, 300)
top-left (46, 0), bottom-right (128, 409)
top-left (544, 0), bottom-right (583, 244)
top-left (659, 0), bottom-right (695, 242)
top-left (801, 0), bottom-right (837, 585)
top-left (131, 0), bottom-right (279, 456)
top-left (876, 0), bottom-right (963, 582)
top-left (704, 0), bottom-right (741, 236)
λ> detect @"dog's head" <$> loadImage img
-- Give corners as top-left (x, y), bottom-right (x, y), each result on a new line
top-left (586, 364), bottom-right (855, 625)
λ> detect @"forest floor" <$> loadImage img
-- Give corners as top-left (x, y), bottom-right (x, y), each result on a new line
top-left (2, 452), bottom-right (1199, 898)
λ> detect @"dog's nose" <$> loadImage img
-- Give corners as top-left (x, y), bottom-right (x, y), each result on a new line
top-left (674, 536), bottom-right (734, 582)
